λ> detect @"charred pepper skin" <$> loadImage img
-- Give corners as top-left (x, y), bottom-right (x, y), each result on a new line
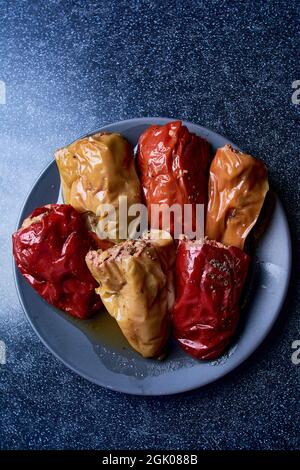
top-left (12, 204), bottom-right (102, 319)
top-left (137, 121), bottom-right (210, 237)
top-left (173, 239), bottom-right (250, 360)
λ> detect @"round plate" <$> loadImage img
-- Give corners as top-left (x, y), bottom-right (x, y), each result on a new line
top-left (14, 117), bottom-right (292, 395)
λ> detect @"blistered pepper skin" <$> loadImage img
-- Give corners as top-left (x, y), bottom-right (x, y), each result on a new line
top-left (206, 145), bottom-right (269, 249)
top-left (55, 132), bottom-right (142, 243)
top-left (173, 239), bottom-right (250, 360)
top-left (12, 204), bottom-right (102, 319)
top-left (137, 121), bottom-right (210, 237)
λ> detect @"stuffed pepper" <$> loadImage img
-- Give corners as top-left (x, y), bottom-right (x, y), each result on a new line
top-left (55, 132), bottom-right (142, 243)
top-left (137, 121), bottom-right (210, 238)
top-left (172, 239), bottom-right (250, 360)
top-left (86, 232), bottom-right (175, 358)
top-left (12, 204), bottom-right (102, 319)
top-left (206, 145), bottom-right (269, 249)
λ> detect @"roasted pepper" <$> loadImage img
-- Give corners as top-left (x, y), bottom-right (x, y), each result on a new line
top-left (86, 232), bottom-right (175, 358)
top-left (206, 145), bottom-right (269, 249)
top-left (172, 239), bottom-right (250, 360)
top-left (137, 121), bottom-right (210, 238)
top-left (55, 132), bottom-right (142, 243)
top-left (12, 204), bottom-right (102, 319)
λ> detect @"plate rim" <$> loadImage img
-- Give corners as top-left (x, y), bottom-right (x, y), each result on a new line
top-left (13, 117), bottom-right (292, 395)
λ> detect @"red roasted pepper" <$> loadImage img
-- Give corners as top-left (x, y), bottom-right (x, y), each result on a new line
top-left (137, 121), bottom-right (210, 238)
top-left (173, 239), bottom-right (250, 360)
top-left (12, 204), bottom-right (102, 319)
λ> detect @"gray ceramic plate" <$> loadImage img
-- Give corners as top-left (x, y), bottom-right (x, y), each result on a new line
top-left (14, 117), bottom-right (291, 395)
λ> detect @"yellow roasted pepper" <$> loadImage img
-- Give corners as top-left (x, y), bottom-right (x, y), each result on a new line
top-left (85, 232), bottom-right (175, 358)
top-left (55, 132), bottom-right (142, 243)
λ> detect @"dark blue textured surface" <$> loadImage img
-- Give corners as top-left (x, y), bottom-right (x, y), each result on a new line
top-left (0, 0), bottom-right (299, 450)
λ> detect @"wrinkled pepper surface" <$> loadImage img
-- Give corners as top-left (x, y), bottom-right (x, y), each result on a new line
top-left (86, 232), bottom-right (175, 358)
top-left (55, 132), bottom-right (142, 243)
top-left (12, 204), bottom-right (102, 319)
top-left (173, 239), bottom-right (250, 360)
top-left (206, 145), bottom-right (269, 249)
top-left (137, 121), bottom-right (210, 238)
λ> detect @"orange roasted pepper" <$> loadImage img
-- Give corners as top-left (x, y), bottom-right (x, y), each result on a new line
top-left (206, 145), bottom-right (269, 249)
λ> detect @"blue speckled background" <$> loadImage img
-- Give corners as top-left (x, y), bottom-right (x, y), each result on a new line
top-left (0, 0), bottom-right (299, 450)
